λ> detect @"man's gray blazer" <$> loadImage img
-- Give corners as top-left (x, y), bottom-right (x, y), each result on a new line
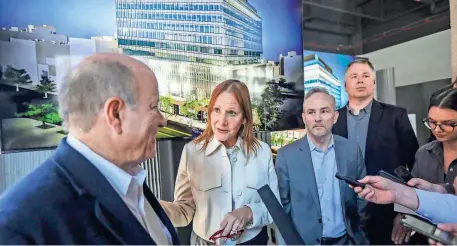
top-left (275, 134), bottom-right (369, 245)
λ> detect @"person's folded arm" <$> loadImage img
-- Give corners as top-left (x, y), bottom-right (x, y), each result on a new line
top-left (159, 145), bottom-right (196, 227)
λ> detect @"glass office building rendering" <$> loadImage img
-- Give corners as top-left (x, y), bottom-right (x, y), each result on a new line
top-left (303, 54), bottom-right (342, 108)
top-left (115, 0), bottom-right (263, 99)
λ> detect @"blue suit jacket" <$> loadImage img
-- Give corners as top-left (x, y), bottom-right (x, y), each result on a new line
top-left (0, 138), bottom-right (180, 245)
top-left (275, 135), bottom-right (369, 245)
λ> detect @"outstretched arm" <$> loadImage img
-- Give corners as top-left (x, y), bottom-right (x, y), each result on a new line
top-left (159, 145), bottom-right (196, 227)
top-left (353, 176), bottom-right (457, 224)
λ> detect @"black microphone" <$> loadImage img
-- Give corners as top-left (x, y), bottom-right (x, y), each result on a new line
top-left (257, 185), bottom-right (305, 245)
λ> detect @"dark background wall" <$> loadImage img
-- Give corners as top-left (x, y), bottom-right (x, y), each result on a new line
top-left (303, 0), bottom-right (450, 55)
top-left (302, 0), bottom-right (452, 145)
top-left (396, 78), bottom-right (451, 145)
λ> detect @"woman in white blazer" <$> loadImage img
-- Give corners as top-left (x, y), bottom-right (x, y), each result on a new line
top-left (160, 80), bottom-right (280, 245)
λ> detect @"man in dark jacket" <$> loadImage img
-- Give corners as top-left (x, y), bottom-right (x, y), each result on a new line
top-left (0, 53), bottom-right (180, 245)
top-left (332, 59), bottom-right (419, 244)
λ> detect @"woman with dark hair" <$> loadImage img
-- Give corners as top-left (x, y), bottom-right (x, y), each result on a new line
top-left (392, 85), bottom-right (457, 245)
top-left (160, 80), bottom-right (279, 245)
top-left (427, 78), bottom-right (457, 142)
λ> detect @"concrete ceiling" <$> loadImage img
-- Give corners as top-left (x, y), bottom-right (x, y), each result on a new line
top-left (302, 0), bottom-right (450, 54)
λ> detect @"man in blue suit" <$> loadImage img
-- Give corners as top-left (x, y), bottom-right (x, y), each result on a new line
top-left (0, 53), bottom-right (180, 245)
top-left (275, 87), bottom-right (369, 245)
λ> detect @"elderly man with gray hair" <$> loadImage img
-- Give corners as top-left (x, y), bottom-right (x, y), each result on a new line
top-left (0, 53), bottom-right (180, 245)
top-left (275, 87), bottom-right (369, 245)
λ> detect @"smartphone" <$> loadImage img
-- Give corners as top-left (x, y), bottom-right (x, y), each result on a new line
top-left (394, 166), bottom-right (414, 183)
top-left (401, 215), bottom-right (457, 245)
top-left (335, 172), bottom-right (365, 189)
top-left (377, 170), bottom-right (409, 186)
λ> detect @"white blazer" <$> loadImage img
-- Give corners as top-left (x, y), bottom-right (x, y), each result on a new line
top-left (160, 137), bottom-right (280, 244)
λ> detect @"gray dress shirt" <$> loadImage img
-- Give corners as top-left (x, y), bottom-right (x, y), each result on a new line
top-left (347, 101), bottom-right (373, 158)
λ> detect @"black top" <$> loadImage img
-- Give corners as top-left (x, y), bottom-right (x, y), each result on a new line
top-left (411, 140), bottom-right (457, 185)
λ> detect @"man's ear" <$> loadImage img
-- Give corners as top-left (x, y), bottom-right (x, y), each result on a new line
top-left (104, 97), bottom-right (125, 134)
top-left (333, 110), bottom-right (339, 124)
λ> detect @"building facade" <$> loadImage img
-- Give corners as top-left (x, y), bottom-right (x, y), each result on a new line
top-left (303, 54), bottom-right (342, 108)
top-left (0, 26), bottom-right (118, 88)
top-left (280, 51), bottom-right (303, 84)
top-left (115, 0), bottom-right (263, 99)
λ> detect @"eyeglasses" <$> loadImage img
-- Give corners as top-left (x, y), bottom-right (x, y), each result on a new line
top-left (423, 118), bottom-right (457, 133)
top-left (209, 229), bottom-right (244, 244)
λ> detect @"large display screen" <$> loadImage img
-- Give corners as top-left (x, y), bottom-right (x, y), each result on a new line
top-left (269, 50), bottom-right (358, 158)
top-left (303, 50), bottom-right (357, 109)
top-left (0, 0), bottom-right (303, 151)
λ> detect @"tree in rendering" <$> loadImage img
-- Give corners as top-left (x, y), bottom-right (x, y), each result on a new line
top-left (181, 97), bottom-right (200, 126)
top-left (17, 103), bottom-right (61, 128)
top-left (251, 97), bottom-right (262, 130)
top-left (271, 132), bottom-right (279, 147)
top-left (3, 65), bottom-right (32, 91)
top-left (278, 133), bottom-right (286, 147)
top-left (278, 77), bottom-right (295, 90)
top-left (3, 65), bottom-right (15, 82)
top-left (257, 80), bottom-right (285, 130)
top-left (197, 98), bottom-right (209, 108)
top-left (17, 68), bottom-right (32, 84)
top-left (0, 64), bottom-right (3, 80)
top-left (35, 71), bottom-right (56, 98)
top-left (197, 98), bottom-right (209, 122)
top-left (159, 94), bottom-right (175, 120)
top-left (287, 137), bottom-right (296, 145)
top-left (159, 94), bottom-right (174, 114)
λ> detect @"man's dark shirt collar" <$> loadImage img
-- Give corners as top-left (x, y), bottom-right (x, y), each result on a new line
top-left (347, 99), bottom-right (373, 116)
